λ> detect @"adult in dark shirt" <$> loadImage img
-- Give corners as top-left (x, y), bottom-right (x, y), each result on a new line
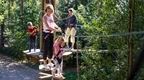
top-left (64, 8), bottom-right (77, 50)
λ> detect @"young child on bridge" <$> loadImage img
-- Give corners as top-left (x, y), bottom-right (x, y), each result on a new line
top-left (52, 36), bottom-right (65, 79)
top-left (27, 22), bottom-right (38, 52)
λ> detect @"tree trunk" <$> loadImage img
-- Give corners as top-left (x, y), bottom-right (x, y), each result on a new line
top-left (20, 0), bottom-right (24, 26)
top-left (127, 0), bottom-right (134, 80)
top-left (8, 0), bottom-right (11, 26)
top-left (45, 0), bottom-right (56, 7)
top-left (40, 0), bottom-right (45, 51)
top-left (0, 21), bottom-right (5, 48)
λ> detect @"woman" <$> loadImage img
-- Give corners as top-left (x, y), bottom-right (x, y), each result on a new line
top-left (42, 4), bottom-right (60, 61)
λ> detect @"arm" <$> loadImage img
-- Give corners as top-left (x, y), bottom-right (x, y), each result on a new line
top-left (34, 26), bottom-right (39, 32)
top-left (27, 28), bottom-right (32, 36)
top-left (65, 18), bottom-right (68, 26)
top-left (73, 16), bottom-right (77, 26)
top-left (31, 27), bottom-right (38, 36)
top-left (61, 41), bottom-right (65, 48)
top-left (53, 45), bottom-right (60, 58)
top-left (54, 24), bottom-right (62, 32)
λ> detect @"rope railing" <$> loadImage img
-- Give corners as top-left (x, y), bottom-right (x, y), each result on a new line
top-left (75, 31), bottom-right (144, 80)
top-left (75, 31), bottom-right (144, 38)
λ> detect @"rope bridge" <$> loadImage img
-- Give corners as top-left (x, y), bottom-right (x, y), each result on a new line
top-left (23, 30), bottom-right (144, 80)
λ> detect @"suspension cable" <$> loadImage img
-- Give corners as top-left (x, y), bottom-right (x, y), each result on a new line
top-left (75, 31), bottom-right (144, 38)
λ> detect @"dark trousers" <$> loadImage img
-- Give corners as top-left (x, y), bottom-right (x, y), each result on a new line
top-left (56, 57), bottom-right (62, 64)
top-left (43, 32), bottom-right (54, 60)
top-left (29, 37), bottom-right (36, 52)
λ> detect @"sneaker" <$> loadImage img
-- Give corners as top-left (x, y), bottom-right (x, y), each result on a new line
top-left (71, 48), bottom-right (75, 51)
top-left (39, 64), bottom-right (46, 70)
top-left (39, 59), bottom-right (44, 62)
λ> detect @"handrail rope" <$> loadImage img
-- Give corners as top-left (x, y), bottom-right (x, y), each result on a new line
top-left (75, 31), bottom-right (144, 38)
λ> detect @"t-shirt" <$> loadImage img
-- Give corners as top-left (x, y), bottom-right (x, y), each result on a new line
top-left (27, 27), bottom-right (37, 38)
top-left (66, 15), bottom-right (77, 27)
top-left (43, 14), bottom-right (56, 33)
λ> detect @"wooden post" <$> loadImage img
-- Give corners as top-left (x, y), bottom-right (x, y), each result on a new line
top-left (76, 36), bottom-right (79, 80)
top-left (40, 0), bottom-right (45, 51)
top-left (8, 0), bottom-right (10, 27)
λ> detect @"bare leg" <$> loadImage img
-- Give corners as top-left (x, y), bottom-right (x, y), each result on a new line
top-left (70, 27), bottom-right (76, 49)
top-left (64, 27), bottom-right (71, 48)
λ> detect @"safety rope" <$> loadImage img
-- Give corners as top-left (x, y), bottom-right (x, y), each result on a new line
top-left (75, 31), bottom-right (144, 38)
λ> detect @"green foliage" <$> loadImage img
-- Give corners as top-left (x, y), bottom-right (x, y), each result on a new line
top-left (64, 71), bottom-right (77, 80)
top-left (1, 0), bottom-right (144, 79)
top-left (0, 47), bottom-right (24, 60)
top-left (0, 0), bottom-right (41, 58)
top-left (74, 0), bottom-right (144, 80)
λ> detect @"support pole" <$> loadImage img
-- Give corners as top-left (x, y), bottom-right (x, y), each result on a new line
top-left (40, 0), bottom-right (45, 51)
top-left (76, 36), bottom-right (79, 80)
top-left (20, 0), bottom-right (24, 26)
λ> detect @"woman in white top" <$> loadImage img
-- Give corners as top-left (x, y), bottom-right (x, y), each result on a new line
top-left (42, 4), bottom-right (61, 61)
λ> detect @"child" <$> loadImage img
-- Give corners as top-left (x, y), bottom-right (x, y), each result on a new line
top-left (52, 36), bottom-right (65, 78)
top-left (27, 22), bottom-right (38, 52)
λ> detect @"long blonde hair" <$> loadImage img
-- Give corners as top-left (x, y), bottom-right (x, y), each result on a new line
top-left (55, 36), bottom-right (64, 42)
top-left (45, 4), bottom-right (54, 14)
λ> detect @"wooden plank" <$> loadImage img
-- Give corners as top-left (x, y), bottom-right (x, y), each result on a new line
top-left (39, 75), bottom-right (52, 79)
top-left (23, 49), bottom-right (42, 55)
top-left (39, 59), bottom-right (44, 62)
top-left (61, 48), bottom-right (109, 53)
top-left (39, 72), bottom-right (52, 76)
top-left (23, 49), bottom-right (42, 63)
top-left (39, 72), bottom-right (53, 79)
top-left (53, 74), bottom-right (65, 80)
top-left (63, 52), bottom-right (72, 56)
top-left (61, 48), bottom-right (95, 52)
